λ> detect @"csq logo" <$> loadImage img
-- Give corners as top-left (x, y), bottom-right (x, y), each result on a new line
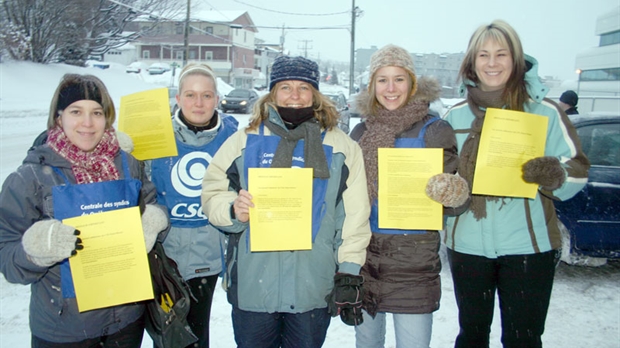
top-left (171, 151), bottom-right (213, 197)
top-left (170, 151), bottom-right (212, 219)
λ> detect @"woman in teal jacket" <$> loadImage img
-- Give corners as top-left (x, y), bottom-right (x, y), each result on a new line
top-left (443, 20), bottom-right (589, 347)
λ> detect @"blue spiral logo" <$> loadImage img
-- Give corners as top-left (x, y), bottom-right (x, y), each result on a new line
top-left (170, 151), bottom-right (213, 197)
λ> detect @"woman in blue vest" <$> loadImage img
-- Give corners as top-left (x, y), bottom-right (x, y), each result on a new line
top-left (148, 63), bottom-right (238, 348)
top-left (350, 45), bottom-right (470, 348)
top-left (0, 73), bottom-right (169, 347)
top-left (201, 55), bottom-right (372, 347)
top-left (444, 20), bottom-right (589, 347)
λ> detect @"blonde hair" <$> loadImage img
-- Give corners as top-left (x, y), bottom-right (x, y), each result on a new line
top-left (459, 20), bottom-right (528, 110)
top-left (47, 74), bottom-right (115, 130)
top-left (178, 63), bottom-right (218, 93)
top-left (247, 82), bottom-right (339, 131)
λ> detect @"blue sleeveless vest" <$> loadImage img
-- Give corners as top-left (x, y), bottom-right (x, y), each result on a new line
top-left (51, 152), bottom-right (142, 297)
top-left (370, 117), bottom-right (439, 235)
top-left (150, 116), bottom-right (238, 228)
top-left (243, 123), bottom-right (332, 248)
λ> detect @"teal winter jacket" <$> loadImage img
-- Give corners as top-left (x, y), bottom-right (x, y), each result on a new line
top-left (444, 55), bottom-right (590, 258)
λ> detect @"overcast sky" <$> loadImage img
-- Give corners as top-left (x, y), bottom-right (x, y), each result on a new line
top-left (200, 0), bottom-right (618, 81)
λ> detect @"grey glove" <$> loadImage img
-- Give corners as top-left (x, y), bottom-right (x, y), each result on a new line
top-left (425, 173), bottom-right (470, 207)
top-left (22, 220), bottom-right (82, 267)
top-left (522, 156), bottom-right (566, 191)
top-left (142, 204), bottom-right (168, 252)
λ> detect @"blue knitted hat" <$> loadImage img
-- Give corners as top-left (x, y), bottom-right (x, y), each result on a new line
top-left (269, 55), bottom-right (320, 91)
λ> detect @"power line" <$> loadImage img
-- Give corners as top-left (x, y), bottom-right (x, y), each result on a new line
top-left (232, 0), bottom-right (349, 16)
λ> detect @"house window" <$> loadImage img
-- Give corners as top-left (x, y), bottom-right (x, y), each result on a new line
top-left (176, 50), bottom-right (183, 60)
top-left (205, 51), bottom-right (213, 61)
top-left (206, 27), bottom-right (213, 34)
top-left (176, 26), bottom-right (183, 35)
top-left (189, 50), bottom-right (196, 59)
top-left (242, 54), bottom-right (246, 64)
top-left (142, 50), bottom-right (150, 59)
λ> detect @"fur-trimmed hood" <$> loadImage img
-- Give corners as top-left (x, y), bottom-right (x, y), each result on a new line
top-left (356, 76), bottom-right (442, 116)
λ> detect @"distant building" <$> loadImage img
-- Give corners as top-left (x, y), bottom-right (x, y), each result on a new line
top-left (125, 10), bottom-right (267, 88)
top-left (575, 6), bottom-right (620, 97)
top-left (413, 52), bottom-right (464, 98)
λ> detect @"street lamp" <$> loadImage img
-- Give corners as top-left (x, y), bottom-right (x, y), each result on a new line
top-left (576, 69), bottom-right (582, 95)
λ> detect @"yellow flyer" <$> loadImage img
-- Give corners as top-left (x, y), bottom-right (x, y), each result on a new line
top-left (472, 108), bottom-right (548, 198)
top-left (118, 88), bottom-right (177, 160)
top-left (248, 167), bottom-right (313, 251)
top-left (378, 148), bottom-right (443, 230)
top-left (65, 206), bottom-right (153, 312)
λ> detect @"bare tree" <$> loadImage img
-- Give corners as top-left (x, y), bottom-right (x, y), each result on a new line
top-left (0, 0), bottom-right (184, 64)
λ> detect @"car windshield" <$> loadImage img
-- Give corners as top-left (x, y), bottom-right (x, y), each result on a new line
top-left (228, 90), bottom-right (250, 98)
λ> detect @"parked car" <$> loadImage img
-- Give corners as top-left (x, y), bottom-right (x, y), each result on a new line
top-left (126, 62), bottom-right (142, 74)
top-left (168, 86), bottom-right (178, 115)
top-left (147, 63), bottom-right (170, 75)
top-left (554, 113), bottom-right (620, 265)
top-left (324, 92), bottom-right (350, 133)
top-left (220, 88), bottom-right (259, 114)
top-left (347, 93), bottom-right (361, 117)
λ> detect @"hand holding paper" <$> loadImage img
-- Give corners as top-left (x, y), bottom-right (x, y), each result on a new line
top-left (232, 189), bottom-right (254, 223)
top-left (425, 173), bottom-right (469, 207)
top-left (522, 156), bottom-right (565, 191)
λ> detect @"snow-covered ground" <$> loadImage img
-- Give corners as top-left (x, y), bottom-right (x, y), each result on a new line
top-left (1, 61), bottom-right (619, 347)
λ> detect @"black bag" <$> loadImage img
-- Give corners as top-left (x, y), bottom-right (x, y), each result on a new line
top-left (145, 241), bottom-right (198, 348)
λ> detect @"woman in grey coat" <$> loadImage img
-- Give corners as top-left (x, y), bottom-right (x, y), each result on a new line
top-left (0, 74), bottom-right (168, 347)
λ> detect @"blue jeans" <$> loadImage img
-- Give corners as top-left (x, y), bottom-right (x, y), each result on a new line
top-left (355, 310), bottom-right (432, 348)
top-left (231, 306), bottom-right (331, 348)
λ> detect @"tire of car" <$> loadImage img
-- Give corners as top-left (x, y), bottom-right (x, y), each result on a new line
top-left (558, 220), bottom-right (607, 267)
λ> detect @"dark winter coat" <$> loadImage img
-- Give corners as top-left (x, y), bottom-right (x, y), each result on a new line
top-left (350, 86), bottom-right (462, 316)
top-left (0, 144), bottom-right (160, 343)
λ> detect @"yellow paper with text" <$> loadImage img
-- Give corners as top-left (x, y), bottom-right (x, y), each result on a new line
top-left (118, 88), bottom-right (177, 160)
top-left (472, 108), bottom-right (548, 198)
top-left (378, 148), bottom-right (443, 230)
top-left (248, 168), bottom-right (312, 251)
top-left (65, 207), bottom-right (153, 312)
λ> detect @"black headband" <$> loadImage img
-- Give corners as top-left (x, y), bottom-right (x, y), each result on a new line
top-left (57, 83), bottom-right (103, 114)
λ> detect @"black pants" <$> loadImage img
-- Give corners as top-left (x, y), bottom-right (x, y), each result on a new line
top-left (185, 275), bottom-right (218, 348)
top-left (447, 249), bottom-right (559, 348)
top-left (32, 315), bottom-right (144, 348)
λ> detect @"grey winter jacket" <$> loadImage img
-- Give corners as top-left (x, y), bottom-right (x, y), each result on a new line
top-left (0, 145), bottom-right (160, 343)
top-left (150, 112), bottom-right (237, 280)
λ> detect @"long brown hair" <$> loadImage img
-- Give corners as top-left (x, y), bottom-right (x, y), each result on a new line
top-left (47, 74), bottom-right (115, 129)
top-left (459, 20), bottom-right (528, 111)
top-left (247, 82), bottom-right (340, 131)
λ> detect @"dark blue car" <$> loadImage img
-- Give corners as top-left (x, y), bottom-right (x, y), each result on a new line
top-left (555, 113), bottom-right (620, 265)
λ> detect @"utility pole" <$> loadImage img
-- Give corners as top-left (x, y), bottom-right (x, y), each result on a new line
top-left (298, 40), bottom-right (313, 58)
top-left (183, 0), bottom-right (190, 66)
top-left (280, 24), bottom-right (285, 55)
top-left (349, 0), bottom-right (356, 95)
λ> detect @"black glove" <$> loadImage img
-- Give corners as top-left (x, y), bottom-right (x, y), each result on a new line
top-left (325, 273), bottom-right (365, 326)
top-left (522, 156), bottom-right (565, 191)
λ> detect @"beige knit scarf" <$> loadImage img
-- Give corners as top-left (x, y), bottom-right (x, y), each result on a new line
top-left (358, 99), bottom-right (429, 203)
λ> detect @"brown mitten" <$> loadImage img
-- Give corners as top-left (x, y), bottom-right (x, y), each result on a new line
top-left (425, 173), bottom-right (469, 208)
top-left (522, 156), bottom-right (565, 191)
